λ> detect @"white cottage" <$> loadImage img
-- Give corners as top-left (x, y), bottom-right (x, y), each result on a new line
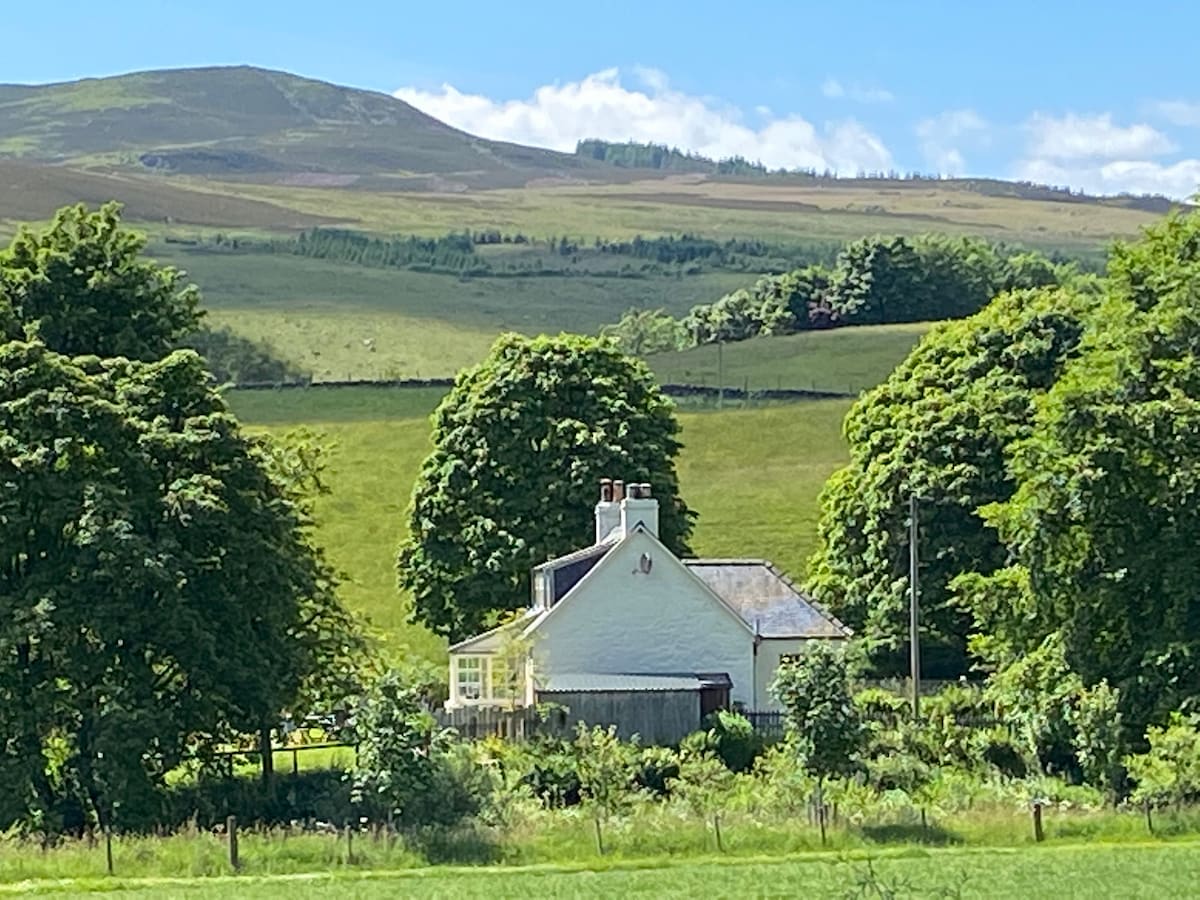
top-left (446, 479), bottom-right (850, 725)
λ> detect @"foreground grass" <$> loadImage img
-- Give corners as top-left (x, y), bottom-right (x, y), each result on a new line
top-left (7, 839), bottom-right (1200, 897)
top-left (233, 391), bottom-right (852, 660)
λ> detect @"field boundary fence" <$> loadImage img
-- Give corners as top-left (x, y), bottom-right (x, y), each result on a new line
top-left (228, 377), bottom-right (856, 401)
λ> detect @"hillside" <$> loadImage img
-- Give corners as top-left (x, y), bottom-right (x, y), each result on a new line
top-left (0, 65), bottom-right (1178, 388)
top-left (0, 66), bottom-right (606, 188)
top-left (229, 388), bottom-right (854, 660)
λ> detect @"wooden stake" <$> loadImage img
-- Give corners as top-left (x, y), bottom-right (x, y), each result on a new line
top-left (713, 813), bottom-right (724, 853)
top-left (227, 815), bottom-right (239, 870)
top-left (1031, 802), bottom-right (1045, 843)
top-left (105, 829), bottom-right (113, 876)
top-left (593, 817), bottom-right (605, 856)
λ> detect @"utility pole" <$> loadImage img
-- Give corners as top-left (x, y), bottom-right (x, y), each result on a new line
top-left (716, 339), bottom-right (725, 410)
top-left (909, 493), bottom-right (921, 718)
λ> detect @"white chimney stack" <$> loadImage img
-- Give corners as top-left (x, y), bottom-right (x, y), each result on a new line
top-left (619, 482), bottom-right (659, 539)
top-left (594, 478), bottom-right (620, 543)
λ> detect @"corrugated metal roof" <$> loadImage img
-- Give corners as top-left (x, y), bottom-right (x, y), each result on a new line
top-left (541, 673), bottom-right (731, 693)
top-left (685, 559), bottom-right (851, 639)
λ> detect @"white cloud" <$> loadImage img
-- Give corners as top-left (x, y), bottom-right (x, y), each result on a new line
top-left (1026, 113), bottom-right (1175, 161)
top-left (915, 109), bottom-right (989, 175)
top-left (821, 77), bottom-right (893, 103)
top-left (1014, 111), bottom-right (1198, 198)
top-left (1148, 99), bottom-right (1200, 128)
top-left (395, 68), bottom-right (893, 174)
top-left (1012, 157), bottom-right (1200, 199)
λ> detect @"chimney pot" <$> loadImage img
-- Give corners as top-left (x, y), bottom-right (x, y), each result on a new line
top-left (612, 479), bottom-right (625, 502)
top-left (641, 483), bottom-right (652, 498)
top-left (599, 478), bottom-right (613, 503)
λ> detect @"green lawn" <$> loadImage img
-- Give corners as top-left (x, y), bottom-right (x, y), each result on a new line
top-left (648, 322), bottom-right (932, 393)
top-left (9, 842), bottom-right (1200, 897)
top-left (232, 388), bottom-right (853, 661)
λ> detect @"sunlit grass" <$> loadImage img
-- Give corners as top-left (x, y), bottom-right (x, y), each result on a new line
top-left (234, 390), bottom-right (852, 660)
top-left (647, 322), bottom-right (931, 394)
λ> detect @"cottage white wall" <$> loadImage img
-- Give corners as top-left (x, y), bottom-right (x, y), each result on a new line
top-left (532, 531), bottom-right (756, 706)
top-left (753, 637), bottom-right (813, 711)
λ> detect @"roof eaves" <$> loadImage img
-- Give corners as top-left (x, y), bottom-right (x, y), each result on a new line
top-left (762, 561), bottom-right (853, 637)
top-left (448, 612), bottom-right (536, 653)
top-left (534, 539), bottom-right (615, 572)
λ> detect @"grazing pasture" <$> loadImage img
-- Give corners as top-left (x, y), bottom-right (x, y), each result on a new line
top-left (228, 388), bottom-right (854, 660)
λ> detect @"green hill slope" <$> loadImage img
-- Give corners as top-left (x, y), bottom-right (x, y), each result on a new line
top-left (0, 66), bottom-right (603, 187)
top-left (647, 323), bottom-right (932, 395)
top-left (233, 389), bottom-right (853, 660)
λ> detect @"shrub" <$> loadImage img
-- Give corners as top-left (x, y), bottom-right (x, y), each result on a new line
top-left (704, 710), bottom-right (764, 773)
top-left (1126, 713), bottom-right (1200, 809)
top-left (634, 746), bottom-right (681, 797)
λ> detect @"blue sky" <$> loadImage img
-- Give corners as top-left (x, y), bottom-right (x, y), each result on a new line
top-left (7, 0), bottom-right (1200, 196)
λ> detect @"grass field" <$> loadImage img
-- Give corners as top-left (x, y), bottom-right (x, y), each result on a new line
top-left (228, 388), bottom-right (853, 661)
top-left (167, 248), bottom-right (750, 379)
top-left (198, 177), bottom-right (1155, 253)
top-left (647, 322), bottom-right (931, 394)
top-left (6, 840), bottom-right (1200, 897)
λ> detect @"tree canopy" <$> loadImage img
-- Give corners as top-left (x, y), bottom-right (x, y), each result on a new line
top-left (807, 285), bottom-right (1098, 676)
top-left (809, 207), bottom-right (1200, 744)
top-left (973, 210), bottom-right (1200, 732)
top-left (0, 203), bottom-right (201, 360)
top-left (398, 333), bottom-right (693, 641)
top-left (0, 205), bottom-right (357, 833)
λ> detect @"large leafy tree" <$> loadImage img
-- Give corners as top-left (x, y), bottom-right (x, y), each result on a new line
top-left (806, 286), bottom-right (1097, 676)
top-left (977, 210), bottom-right (1200, 732)
top-left (0, 204), bottom-right (357, 832)
top-left (0, 203), bottom-right (201, 360)
top-left (0, 344), bottom-right (353, 831)
top-left (399, 333), bottom-right (693, 641)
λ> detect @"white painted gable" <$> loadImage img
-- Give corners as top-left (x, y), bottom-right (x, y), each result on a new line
top-left (527, 527), bottom-right (758, 707)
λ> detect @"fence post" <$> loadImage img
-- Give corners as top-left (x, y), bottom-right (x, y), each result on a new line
top-left (1031, 801), bottom-right (1044, 843)
top-left (227, 815), bottom-right (239, 870)
top-left (105, 829), bottom-right (114, 876)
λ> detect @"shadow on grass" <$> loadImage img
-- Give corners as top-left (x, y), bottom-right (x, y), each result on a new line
top-left (407, 824), bottom-right (504, 865)
top-left (859, 822), bottom-right (963, 846)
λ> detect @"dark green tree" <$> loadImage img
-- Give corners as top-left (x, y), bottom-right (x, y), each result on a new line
top-left (806, 286), bottom-right (1097, 676)
top-left (978, 210), bottom-right (1200, 732)
top-left (0, 203), bottom-right (201, 359)
top-left (398, 333), bottom-right (693, 641)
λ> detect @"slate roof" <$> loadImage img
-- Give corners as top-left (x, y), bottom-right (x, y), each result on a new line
top-left (535, 542), bottom-right (613, 604)
top-left (684, 559), bottom-right (850, 639)
top-left (541, 673), bottom-right (733, 693)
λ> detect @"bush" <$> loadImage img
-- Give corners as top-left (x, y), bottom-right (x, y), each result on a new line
top-left (1126, 713), bottom-right (1200, 809)
top-left (634, 746), bottom-right (680, 797)
top-left (704, 710), bottom-right (764, 773)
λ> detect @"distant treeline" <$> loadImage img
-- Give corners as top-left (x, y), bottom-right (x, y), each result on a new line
top-left (602, 234), bottom-right (1099, 354)
top-left (575, 139), bottom-right (770, 176)
top-left (197, 229), bottom-right (841, 277)
top-left (573, 140), bottom-right (1181, 212)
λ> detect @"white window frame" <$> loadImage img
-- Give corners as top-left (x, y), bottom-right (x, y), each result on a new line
top-left (456, 656), bottom-right (484, 701)
top-left (452, 654), bottom-right (524, 706)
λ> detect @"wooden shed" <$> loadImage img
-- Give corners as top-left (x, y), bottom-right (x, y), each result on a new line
top-left (537, 673), bottom-right (731, 745)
